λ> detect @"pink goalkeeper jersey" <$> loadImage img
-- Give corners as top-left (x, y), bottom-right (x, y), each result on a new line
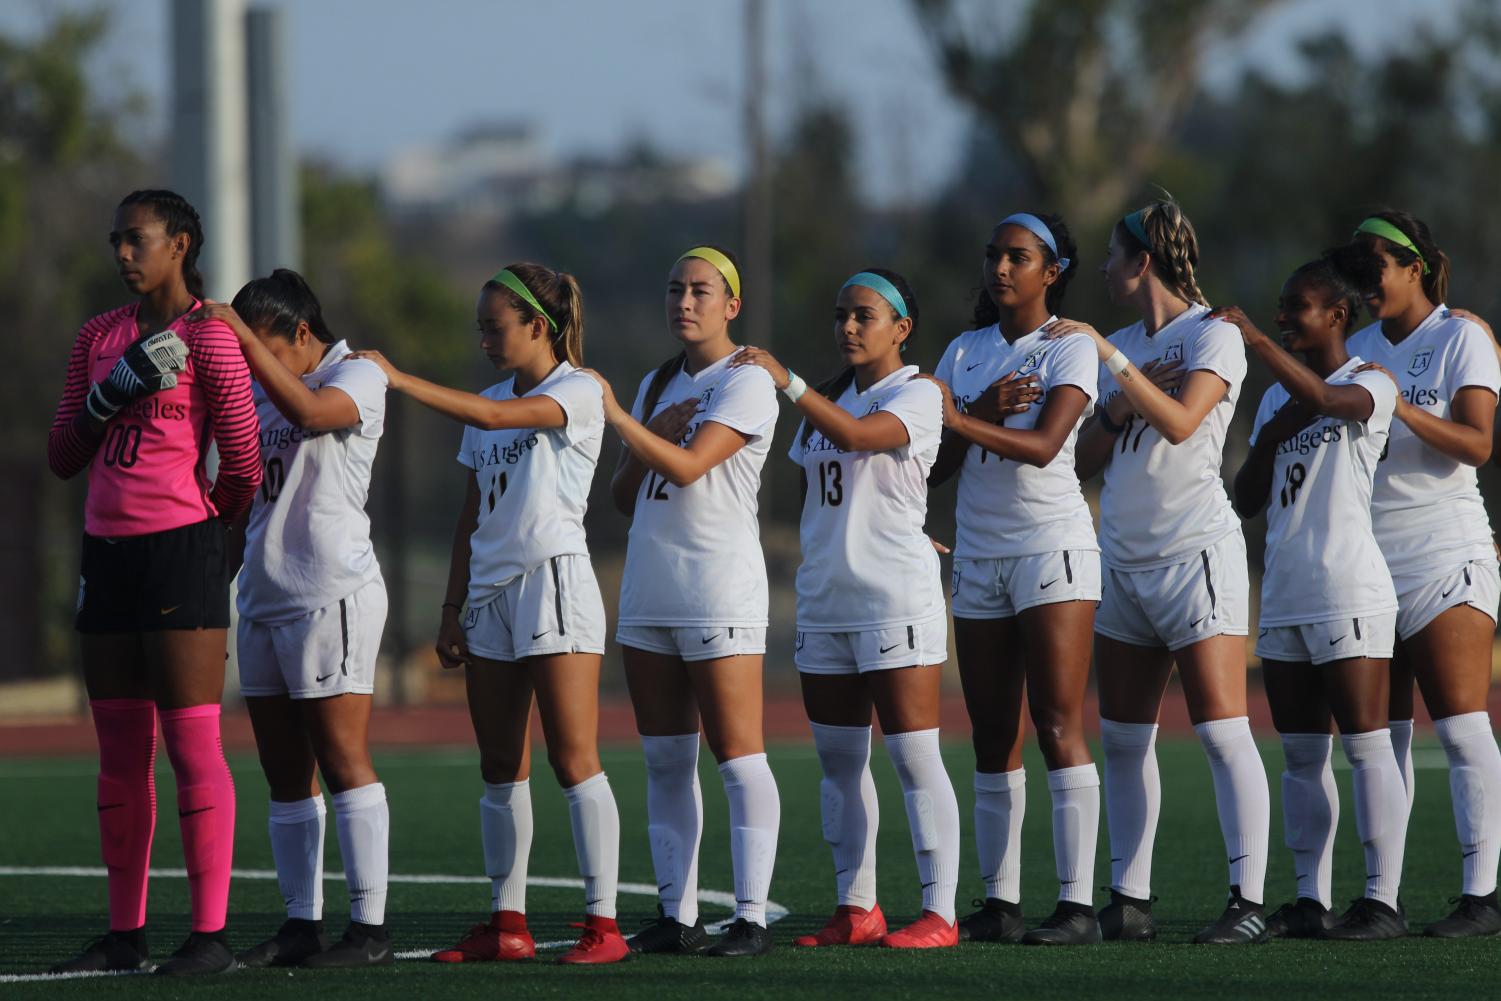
top-left (47, 303), bottom-right (261, 537)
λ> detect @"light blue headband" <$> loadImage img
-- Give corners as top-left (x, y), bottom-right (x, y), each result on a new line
top-left (841, 271), bottom-right (909, 318)
top-left (999, 212), bottom-right (1070, 270)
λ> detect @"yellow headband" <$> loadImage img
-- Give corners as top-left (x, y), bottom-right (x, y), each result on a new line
top-left (675, 246), bottom-right (741, 299)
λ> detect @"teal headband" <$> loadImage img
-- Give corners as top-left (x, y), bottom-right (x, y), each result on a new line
top-left (1122, 210), bottom-right (1150, 248)
top-left (841, 272), bottom-right (908, 318)
top-left (998, 212), bottom-right (1070, 270)
top-left (1355, 217), bottom-right (1430, 275)
top-left (489, 268), bottom-right (558, 333)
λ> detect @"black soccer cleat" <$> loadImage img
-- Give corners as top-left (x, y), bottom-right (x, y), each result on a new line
top-left (301, 922), bottom-right (393, 967)
top-left (1265, 898), bottom-right (1332, 939)
top-left (1194, 887), bottom-right (1268, 944)
top-left (1321, 897), bottom-right (1408, 941)
top-left (154, 929), bottom-right (236, 976)
top-left (236, 917), bottom-right (330, 967)
top-left (704, 918), bottom-right (773, 957)
top-left (49, 929), bottom-right (151, 974)
top-left (1020, 902), bottom-right (1102, 946)
top-left (1098, 890), bottom-right (1157, 942)
top-left (957, 897), bottom-right (1025, 943)
top-left (627, 908), bottom-right (709, 954)
top-left (1424, 893), bottom-right (1501, 939)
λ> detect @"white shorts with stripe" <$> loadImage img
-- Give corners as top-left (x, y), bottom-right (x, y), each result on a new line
top-left (951, 549), bottom-right (1101, 620)
top-left (238, 577), bottom-right (387, 699)
top-left (794, 614), bottom-right (949, 675)
top-left (616, 624), bottom-right (767, 662)
top-left (1391, 557), bottom-right (1500, 641)
top-left (1256, 612), bottom-right (1397, 666)
top-left (1095, 530), bottom-right (1250, 651)
top-left (464, 554), bottom-right (606, 662)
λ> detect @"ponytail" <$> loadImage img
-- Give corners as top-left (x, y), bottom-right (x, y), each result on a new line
top-left (798, 367), bottom-right (859, 449)
top-left (1115, 199), bottom-right (1207, 306)
top-left (1358, 208), bottom-right (1450, 306)
top-left (639, 351), bottom-right (687, 423)
top-left (119, 188), bottom-right (206, 299)
top-left (485, 262), bottom-right (584, 366)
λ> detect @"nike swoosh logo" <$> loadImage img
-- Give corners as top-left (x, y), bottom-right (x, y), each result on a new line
top-left (879, 643), bottom-right (900, 653)
top-left (1329, 636), bottom-right (1346, 646)
top-left (920, 881), bottom-right (937, 890)
top-left (586, 898), bottom-right (605, 907)
top-left (1188, 616), bottom-right (1206, 629)
top-left (702, 634), bottom-right (721, 644)
top-left (1110, 858), bottom-right (1123, 864)
top-left (966, 362), bottom-right (984, 371)
top-left (835, 868), bottom-right (849, 876)
top-left (315, 672), bottom-right (336, 682)
top-left (1229, 854), bottom-right (1249, 864)
top-left (1463, 849), bottom-right (1479, 858)
top-left (97, 803), bottom-right (125, 812)
top-left (1441, 585), bottom-right (1459, 598)
top-left (658, 883), bottom-right (673, 892)
top-left (1040, 578), bottom-right (1059, 589)
top-left (1258, 629), bottom-right (1269, 638)
top-left (1060, 880), bottom-right (1077, 885)
top-left (178, 806), bottom-right (213, 817)
top-left (159, 605), bottom-right (181, 616)
top-left (532, 630), bottom-right (550, 640)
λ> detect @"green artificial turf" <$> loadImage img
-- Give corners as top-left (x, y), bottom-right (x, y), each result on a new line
top-left (0, 738), bottom-right (1491, 998)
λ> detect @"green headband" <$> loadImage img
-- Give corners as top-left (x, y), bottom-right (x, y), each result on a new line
top-left (675, 246), bottom-right (741, 299)
top-left (1354, 218), bottom-right (1430, 275)
top-left (489, 268), bottom-right (558, 332)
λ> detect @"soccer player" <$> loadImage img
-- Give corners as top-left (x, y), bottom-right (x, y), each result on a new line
top-left (928, 213), bottom-right (1103, 945)
top-left (731, 269), bottom-right (961, 950)
top-left (352, 264), bottom-right (627, 964)
top-left (1046, 199), bottom-right (1271, 944)
top-left (1222, 260), bottom-right (1407, 940)
top-left (586, 247), bottom-right (781, 957)
top-left (190, 271), bottom-right (394, 967)
top-left (46, 189), bottom-right (261, 975)
top-left (1335, 211), bottom-right (1501, 937)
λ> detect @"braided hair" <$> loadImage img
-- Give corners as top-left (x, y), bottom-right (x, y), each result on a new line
top-left (1115, 199), bottom-right (1208, 307)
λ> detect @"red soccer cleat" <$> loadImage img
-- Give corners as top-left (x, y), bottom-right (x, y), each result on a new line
top-left (431, 911), bottom-right (535, 963)
top-left (556, 914), bottom-right (630, 965)
top-left (880, 910), bottom-right (959, 949)
top-left (794, 903), bottom-right (888, 947)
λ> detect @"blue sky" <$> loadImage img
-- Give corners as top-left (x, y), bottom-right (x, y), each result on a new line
top-left (8, 0), bottom-right (1455, 204)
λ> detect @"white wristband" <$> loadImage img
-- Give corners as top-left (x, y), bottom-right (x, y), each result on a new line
top-left (1104, 350), bottom-right (1130, 375)
top-left (782, 372), bottom-right (808, 402)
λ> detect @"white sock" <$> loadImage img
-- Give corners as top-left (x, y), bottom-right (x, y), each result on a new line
top-left (719, 752), bottom-right (781, 926)
top-left (481, 779), bottom-right (533, 913)
top-left (1388, 718), bottom-right (1416, 821)
top-left (642, 734), bottom-right (703, 925)
top-left (1100, 719), bottom-right (1159, 900)
top-left (331, 782), bottom-right (389, 926)
top-left (973, 769), bottom-right (1025, 904)
top-left (1341, 729), bottom-right (1408, 907)
top-left (884, 728), bottom-right (959, 923)
top-left (1195, 716), bottom-right (1270, 903)
top-left (1435, 712), bottom-right (1501, 897)
top-left (563, 772), bottom-right (620, 918)
top-left (810, 722), bottom-right (879, 909)
top-left (1280, 733), bottom-right (1338, 908)
top-left (268, 796), bottom-right (325, 921)
top-left (1047, 764), bottom-right (1100, 906)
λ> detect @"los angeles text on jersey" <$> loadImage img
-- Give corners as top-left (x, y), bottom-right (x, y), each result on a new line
top-left (1400, 384), bottom-right (1441, 407)
top-left (122, 398), bottom-right (188, 422)
top-left (469, 433), bottom-right (540, 468)
top-left (1275, 423), bottom-right (1343, 457)
top-left (260, 425), bottom-right (329, 450)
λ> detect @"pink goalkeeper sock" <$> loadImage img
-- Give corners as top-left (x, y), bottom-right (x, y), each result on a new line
top-left (91, 699), bottom-right (158, 931)
top-left (160, 704), bottom-right (236, 932)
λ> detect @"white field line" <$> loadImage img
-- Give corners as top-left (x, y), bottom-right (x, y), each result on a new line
top-left (0, 866), bottom-right (787, 984)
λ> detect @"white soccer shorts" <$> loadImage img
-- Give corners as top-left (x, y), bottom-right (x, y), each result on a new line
top-left (794, 614), bottom-right (949, 675)
top-left (1256, 611), bottom-right (1397, 666)
top-left (951, 549), bottom-right (1102, 620)
top-left (463, 554), bottom-right (606, 662)
top-left (615, 624), bottom-right (767, 662)
top-left (1391, 557), bottom-right (1501, 641)
top-left (238, 578), bottom-right (387, 699)
top-left (1095, 530), bottom-right (1250, 651)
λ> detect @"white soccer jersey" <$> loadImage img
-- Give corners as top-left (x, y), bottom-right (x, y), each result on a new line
top-left (1250, 360), bottom-right (1399, 626)
top-left (935, 321), bottom-right (1099, 559)
top-left (457, 362), bottom-right (603, 605)
top-left (1346, 306), bottom-right (1501, 579)
top-left (1097, 302), bottom-right (1247, 569)
top-left (237, 340), bottom-right (387, 623)
top-left (787, 365), bottom-right (945, 630)
top-left (618, 352), bottom-right (778, 627)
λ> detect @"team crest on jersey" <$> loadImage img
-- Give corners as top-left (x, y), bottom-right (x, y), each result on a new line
top-left (1164, 343), bottom-right (1183, 365)
top-left (1016, 348), bottom-right (1046, 376)
top-left (1407, 349), bottom-right (1432, 376)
